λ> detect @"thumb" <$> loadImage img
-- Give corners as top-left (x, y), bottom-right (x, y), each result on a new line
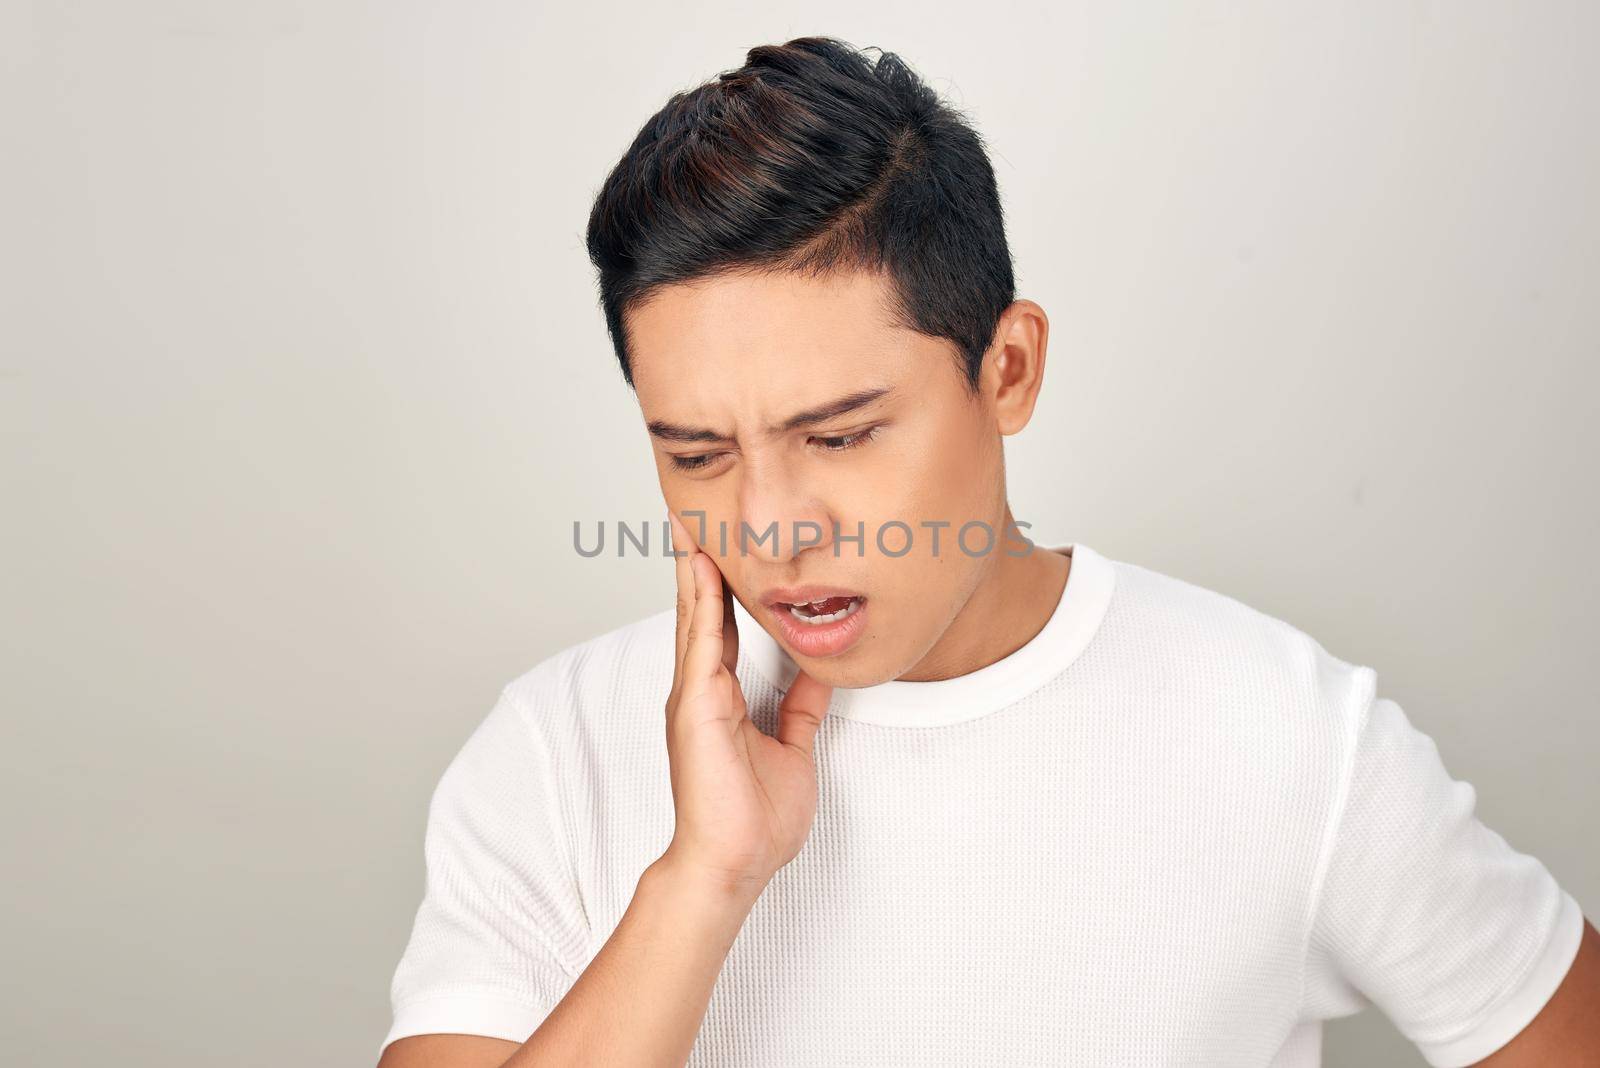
top-left (775, 669), bottom-right (833, 758)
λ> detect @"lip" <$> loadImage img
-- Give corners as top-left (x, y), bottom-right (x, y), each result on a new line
top-left (759, 584), bottom-right (869, 659)
top-left (759, 583), bottom-right (866, 608)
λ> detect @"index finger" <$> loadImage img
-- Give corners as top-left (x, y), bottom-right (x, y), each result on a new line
top-left (681, 550), bottom-right (729, 689)
top-left (667, 510), bottom-right (698, 692)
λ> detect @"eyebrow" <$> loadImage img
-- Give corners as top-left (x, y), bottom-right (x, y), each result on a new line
top-left (646, 386), bottom-right (894, 444)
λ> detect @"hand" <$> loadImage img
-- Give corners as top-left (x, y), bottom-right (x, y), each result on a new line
top-left (659, 510), bottom-right (834, 898)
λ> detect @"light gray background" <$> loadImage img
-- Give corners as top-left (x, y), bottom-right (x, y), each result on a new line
top-left (4, 3), bottom-right (1596, 1066)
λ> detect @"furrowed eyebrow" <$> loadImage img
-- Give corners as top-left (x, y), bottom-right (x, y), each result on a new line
top-left (646, 386), bottom-right (894, 446)
top-left (645, 421), bottom-right (727, 444)
top-left (770, 386), bottom-right (893, 434)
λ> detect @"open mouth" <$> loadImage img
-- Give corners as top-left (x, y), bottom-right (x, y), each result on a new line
top-left (781, 595), bottom-right (865, 626)
top-left (765, 592), bottom-right (870, 657)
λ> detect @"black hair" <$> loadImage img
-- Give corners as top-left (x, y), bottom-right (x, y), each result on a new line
top-left (584, 36), bottom-right (1016, 392)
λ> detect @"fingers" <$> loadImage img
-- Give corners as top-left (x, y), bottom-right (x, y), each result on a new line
top-left (666, 511), bottom-right (740, 712)
top-left (682, 552), bottom-right (727, 688)
top-left (776, 669), bottom-right (833, 758)
top-left (668, 511), bottom-right (696, 692)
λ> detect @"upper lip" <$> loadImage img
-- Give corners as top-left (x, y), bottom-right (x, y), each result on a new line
top-left (759, 583), bottom-right (866, 608)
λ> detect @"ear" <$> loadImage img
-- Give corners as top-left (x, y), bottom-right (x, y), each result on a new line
top-left (980, 300), bottom-right (1050, 436)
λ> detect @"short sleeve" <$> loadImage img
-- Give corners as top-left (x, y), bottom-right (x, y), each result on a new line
top-left (1301, 681), bottom-right (1585, 1068)
top-left (379, 684), bottom-right (591, 1058)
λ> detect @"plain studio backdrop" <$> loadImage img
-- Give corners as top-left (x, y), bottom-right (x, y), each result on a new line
top-left (3, 2), bottom-right (1596, 1066)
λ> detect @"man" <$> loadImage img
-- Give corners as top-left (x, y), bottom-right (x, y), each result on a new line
top-left (377, 36), bottom-right (1597, 1067)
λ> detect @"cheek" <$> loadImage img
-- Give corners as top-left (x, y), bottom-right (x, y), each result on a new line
top-left (879, 415), bottom-right (996, 519)
top-left (669, 486), bottom-right (768, 589)
top-left (660, 481), bottom-right (726, 552)
top-left (836, 419), bottom-right (999, 609)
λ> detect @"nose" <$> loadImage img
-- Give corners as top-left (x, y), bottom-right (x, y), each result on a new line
top-left (735, 455), bottom-right (833, 564)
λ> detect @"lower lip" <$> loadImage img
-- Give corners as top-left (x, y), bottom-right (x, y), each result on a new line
top-left (767, 597), bottom-right (869, 659)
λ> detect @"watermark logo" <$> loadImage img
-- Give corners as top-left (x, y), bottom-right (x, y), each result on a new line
top-left (573, 513), bottom-right (1036, 559)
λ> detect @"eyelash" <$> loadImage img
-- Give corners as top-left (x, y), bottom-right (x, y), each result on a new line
top-left (669, 426), bottom-right (881, 472)
top-left (811, 425), bottom-right (880, 455)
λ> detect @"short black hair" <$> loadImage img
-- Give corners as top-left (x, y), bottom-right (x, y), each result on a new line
top-left (584, 36), bottom-right (1016, 392)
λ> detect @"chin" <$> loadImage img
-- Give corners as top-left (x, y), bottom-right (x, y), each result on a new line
top-left (792, 647), bottom-right (905, 690)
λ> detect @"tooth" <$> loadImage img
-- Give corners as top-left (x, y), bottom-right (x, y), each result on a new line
top-left (781, 596), bottom-right (862, 625)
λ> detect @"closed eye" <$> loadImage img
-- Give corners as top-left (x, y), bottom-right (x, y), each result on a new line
top-left (667, 425), bottom-right (882, 473)
top-left (668, 452), bottom-right (721, 472)
top-left (810, 426), bottom-right (881, 453)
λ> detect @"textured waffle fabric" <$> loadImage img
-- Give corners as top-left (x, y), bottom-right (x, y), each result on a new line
top-left (382, 542), bottom-right (1584, 1067)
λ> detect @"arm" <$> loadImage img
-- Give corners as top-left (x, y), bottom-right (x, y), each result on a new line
top-left (378, 855), bottom-right (764, 1068)
top-left (1300, 669), bottom-right (1594, 1067)
top-left (1471, 916), bottom-right (1600, 1066)
top-left (378, 511), bottom-right (833, 1068)
top-left (505, 855), bottom-right (762, 1066)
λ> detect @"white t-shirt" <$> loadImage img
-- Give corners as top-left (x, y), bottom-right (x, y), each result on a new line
top-left (380, 543), bottom-right (1584, 1067)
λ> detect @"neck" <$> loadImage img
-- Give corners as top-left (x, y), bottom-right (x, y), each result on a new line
top-left (895, 505), bottom-right (1072, 683)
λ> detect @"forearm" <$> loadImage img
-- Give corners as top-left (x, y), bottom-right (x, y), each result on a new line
top-left (501, 853), bottom-right (764, 1068)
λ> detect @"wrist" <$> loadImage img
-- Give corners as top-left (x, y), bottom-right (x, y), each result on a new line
top-left (649, 849), bottom-right (770, 910)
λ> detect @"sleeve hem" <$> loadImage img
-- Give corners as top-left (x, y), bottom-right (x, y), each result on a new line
top-left (379, 990), bottom-right (557, 1059)
top-left (1416, 888), bottom-right (1586, 1068)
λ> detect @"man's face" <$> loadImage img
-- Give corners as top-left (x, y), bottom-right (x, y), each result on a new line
top-left (628, 267), bottom-right (1012, 688)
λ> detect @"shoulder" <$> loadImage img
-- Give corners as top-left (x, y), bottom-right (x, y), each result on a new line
top-left (498, 606), bottom-right (678, 732)
top-left (1100, 551), bottom-right (1376, 753)
top-left (418, 608), bottom-right (678, 870)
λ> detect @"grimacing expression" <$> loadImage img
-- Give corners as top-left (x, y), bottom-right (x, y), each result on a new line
top-left (627, 267), bottom-right (1029, 690)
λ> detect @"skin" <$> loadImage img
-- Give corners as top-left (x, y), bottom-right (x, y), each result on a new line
top-left (377, 266), bottom-right (1598, 1067)
top-left (627, 265), bottom-right (1070, 689)
top-left (1472, 916), bottom-right (1600, 1065)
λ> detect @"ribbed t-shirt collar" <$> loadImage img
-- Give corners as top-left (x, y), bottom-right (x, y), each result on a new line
top-left (731, 541), bottom-right (1117, 728)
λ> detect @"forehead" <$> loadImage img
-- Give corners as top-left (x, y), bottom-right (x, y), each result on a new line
top-left (627, 268), bottom-right (939, 421)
